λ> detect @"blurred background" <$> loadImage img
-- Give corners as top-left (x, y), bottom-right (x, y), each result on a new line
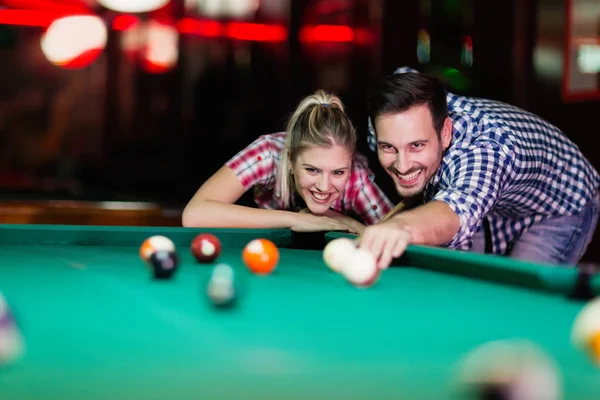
top-left (0, 0), bottom-right (598, 256)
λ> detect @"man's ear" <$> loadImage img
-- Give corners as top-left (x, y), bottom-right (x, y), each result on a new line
top-left (440, 117), bottom-right (453, 150)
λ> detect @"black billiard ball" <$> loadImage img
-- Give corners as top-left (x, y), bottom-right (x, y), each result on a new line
top-left (474, 383), bottom-right (511, 400)
top-left (458, 340), bottom-right (561, 400)
top-left (149, 250), bottom-right (179, 279)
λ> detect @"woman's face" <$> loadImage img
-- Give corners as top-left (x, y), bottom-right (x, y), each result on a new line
top-left (292, 143), bottom-right (353, 214)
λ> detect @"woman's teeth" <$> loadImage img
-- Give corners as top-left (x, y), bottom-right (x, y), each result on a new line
top-left (312, 192), bottom-right (331, 201)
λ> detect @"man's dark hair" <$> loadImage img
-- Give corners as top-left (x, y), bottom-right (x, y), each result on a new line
top-left (368, 72), bottom-right (449, 137)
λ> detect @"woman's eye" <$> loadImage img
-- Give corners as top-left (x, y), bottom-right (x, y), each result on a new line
top-left (332, 170), bottom-right (346, 176)
top-left (305, 168), bottom-right (318, 173)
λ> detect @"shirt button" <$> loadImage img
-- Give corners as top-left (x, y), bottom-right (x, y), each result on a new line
top-left (371, 205), bottom-right (378, 210)
top-left (257, 156), bottom-right (262, 161)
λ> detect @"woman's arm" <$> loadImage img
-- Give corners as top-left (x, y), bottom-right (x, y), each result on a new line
top-left (182, 166), bottom-right (351, 232)
top-left (182, 166), bottom-right (295, 228)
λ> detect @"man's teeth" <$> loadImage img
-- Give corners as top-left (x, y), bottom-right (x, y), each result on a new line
top-left (398, 170), bottom-right (421, 181)
top-left (312, 192), bottom-right (330, 200)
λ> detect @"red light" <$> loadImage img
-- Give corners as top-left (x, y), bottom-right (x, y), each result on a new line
top-left (0, 9), bottom-right (89, 27)
top-left (1, 0), bottom-right (90, 13)
top-left (113, 15), bottom-right (139, 31)
top-left (177, 18), bottom-right (222, 38)
top-left (59, 48), bottom-right (104, 69)
top-left (226, 22), bottom-right (287, 42)
top-left (141, 58), bottom-right (172, 74)
top-left (299, 25), bottom-right (354, 43)
top-left (463, 35), bottom-right (473, 49)
top-left (0, 11), bottom-right (365, 46)
top-left (177, 19), bottom-right (287, 42)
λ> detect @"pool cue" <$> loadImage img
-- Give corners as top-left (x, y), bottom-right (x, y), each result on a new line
top-left (380, 201), bottom-right (406, 223)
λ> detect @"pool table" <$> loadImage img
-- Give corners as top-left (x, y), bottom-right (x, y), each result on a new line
top-left (0, 224), bottom-right (598, 400)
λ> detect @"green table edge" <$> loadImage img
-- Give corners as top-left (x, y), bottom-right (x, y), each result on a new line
top-left (325, 232), bottom-right (589, 297)
top-left (0, 224), bottom-right (293, 248)
top-left (0, 225), bottom-right (592, 297)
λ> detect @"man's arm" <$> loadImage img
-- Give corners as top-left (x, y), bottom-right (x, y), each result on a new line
top-left (358, 200), bottom-right (460, 269)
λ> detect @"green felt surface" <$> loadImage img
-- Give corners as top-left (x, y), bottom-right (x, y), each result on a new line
top-left (0, 226), bottom-right (598, 400)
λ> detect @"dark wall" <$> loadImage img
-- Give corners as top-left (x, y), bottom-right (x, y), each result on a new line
top-left (529, 0), bottom-right (600, 261)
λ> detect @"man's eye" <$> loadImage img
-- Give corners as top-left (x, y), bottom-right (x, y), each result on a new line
top-left (379, 144), bottom-right (396, 153)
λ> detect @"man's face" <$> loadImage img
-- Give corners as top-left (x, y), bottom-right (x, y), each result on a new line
top-left (375, 104), bottom-right (452, 198)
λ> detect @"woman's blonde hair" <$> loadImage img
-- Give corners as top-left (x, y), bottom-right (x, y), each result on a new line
top-left (277, 90), bottom-right (356, 208)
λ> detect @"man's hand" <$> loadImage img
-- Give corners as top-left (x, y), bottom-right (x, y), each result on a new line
top-left (358, 220), bottom-right (412, 269)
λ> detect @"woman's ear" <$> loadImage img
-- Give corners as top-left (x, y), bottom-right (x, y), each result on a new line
top-left (287, 151), bottom-right (294, 174)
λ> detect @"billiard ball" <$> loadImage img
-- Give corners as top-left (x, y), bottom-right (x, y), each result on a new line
top-left (341, 248), bottom-right (380, 287)
top-left (457, 340), bottom-right (561, 400)
top-left (191, 233), bottom-right (221, 263)
top-left (242, 238), bottom-right (279, 275)
top-left (571, 297), bottom-right (600, 365)
top-left (0, 294), bottom-right (15, 330)
top-left (206, 263), bottom-right (237, 308)
top-left (139, 235), bottom-right (176, 261)
top-left (323, 238), bottom-right (357, 273)
top-left (149, 250), bottom-right (179, 279)
top-left (0, 293), bottom-right (25, 366)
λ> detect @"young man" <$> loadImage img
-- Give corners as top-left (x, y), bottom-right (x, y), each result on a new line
top-left (359, 67), bottom-right (600, 269)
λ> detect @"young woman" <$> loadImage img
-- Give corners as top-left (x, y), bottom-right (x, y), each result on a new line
top-left (182, 90), bottom-right (393, 234)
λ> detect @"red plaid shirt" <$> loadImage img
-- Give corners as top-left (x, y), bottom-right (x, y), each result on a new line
top-left (226, 132), bottom-right (393, 225)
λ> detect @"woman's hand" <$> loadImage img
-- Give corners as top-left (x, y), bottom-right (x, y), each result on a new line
top-left (290, 212), bottom-right (354, 233)
top-left (322, 209), bottom-right (365, 235)
top-left (296, 208), bottom-right (365, 235)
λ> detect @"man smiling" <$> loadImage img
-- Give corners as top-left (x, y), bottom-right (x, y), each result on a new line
top-left (359, 67), bottom-right (600, 269)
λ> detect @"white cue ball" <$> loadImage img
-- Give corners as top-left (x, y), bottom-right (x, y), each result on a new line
top-left (571, 297), bottom-right (600, 350)
top-left (341, 248), bottom-right (379, 287)
top-left (323, 238), bottom-right (357, 273)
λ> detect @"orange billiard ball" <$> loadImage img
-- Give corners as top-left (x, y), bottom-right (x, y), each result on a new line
top-left (242, 239), bottom-right (279, 275)
top-left (139, 235), bottom-right (176, 261)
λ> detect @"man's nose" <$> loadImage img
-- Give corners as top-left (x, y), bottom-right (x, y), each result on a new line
top-left (394, 154), bottom-right (411, 174)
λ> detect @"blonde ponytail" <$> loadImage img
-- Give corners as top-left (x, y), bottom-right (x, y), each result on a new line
top-left (277, 90), bottom-right (356, 208)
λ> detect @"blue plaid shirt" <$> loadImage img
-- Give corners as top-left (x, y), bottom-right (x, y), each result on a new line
top-left (368, 67), bottom-right (600, 254)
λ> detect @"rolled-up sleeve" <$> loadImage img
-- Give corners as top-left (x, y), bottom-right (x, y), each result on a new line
top-left (433, 134), bottom-right (514, 249)
top-left (225, 136), bottom-right (277, 190)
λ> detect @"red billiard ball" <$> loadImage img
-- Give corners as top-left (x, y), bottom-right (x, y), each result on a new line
top-left (191, 233), bottom-right (222, 263)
